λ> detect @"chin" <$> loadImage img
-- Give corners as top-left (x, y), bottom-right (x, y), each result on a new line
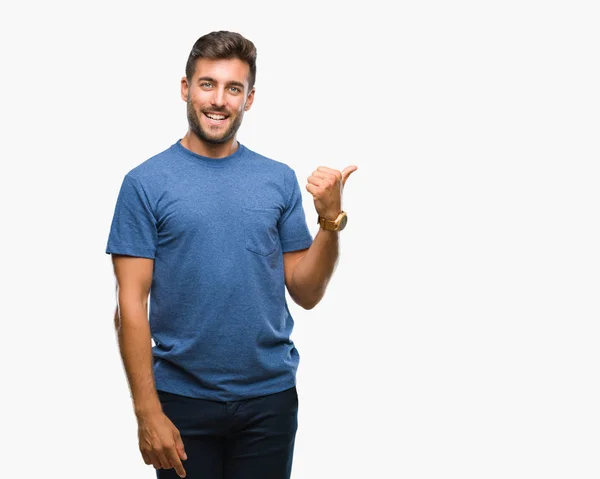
top-left (206, 135), bottom-right (230, 144)
top-left (203, 129), bottom-right (234, 144)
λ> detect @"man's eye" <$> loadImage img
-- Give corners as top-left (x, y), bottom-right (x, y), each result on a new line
top-left (200, 82), bottom-right (212, 88)
top-left (229, 87), bottom-right (240, 93)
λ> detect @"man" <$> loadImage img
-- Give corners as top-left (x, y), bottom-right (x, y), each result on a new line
top-left (106, 31), bottom-right (356, 479)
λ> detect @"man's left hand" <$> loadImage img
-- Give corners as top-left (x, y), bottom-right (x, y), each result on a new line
top-left (306, 165), bottom-right (358, 220)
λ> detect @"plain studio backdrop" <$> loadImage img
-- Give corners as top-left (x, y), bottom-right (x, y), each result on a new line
top-left (0, 1), bottom-right (598, 478)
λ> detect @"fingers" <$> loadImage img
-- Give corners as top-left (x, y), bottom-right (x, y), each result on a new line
top-left (166, 447), bottom-right (187, 478)
top-left (307, 170), bottom-right (339, 190)
top-left (306, 167), bottom-right (342, 201)
top-left (141, 450), bottom-right (154, 467)
top-left (140, 444), bottom-right (162, 470)
top-left (316, 166), bottom-right (342, 181)
top-left (312, 168), bottom-right (341, 186)
top-left (140, 439), bottom-right (187, 477)
top-left (158, 451), bottom-right (172, 470)
top-left (306, 174), bottom-right (327, 188)
top-left (148, 444), bottom-right (186, 477)
top-left (305, 183), bottom-right (319, 198)
top-left (147, 451), bottom-right (163, 470)
top-left (175, 430), bottom-right (188, 461)
top-left (311, 165), bottom-right (358, 187)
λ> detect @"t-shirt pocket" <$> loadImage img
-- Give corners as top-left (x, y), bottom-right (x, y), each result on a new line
top-left (242, 207), bottom-right (279, 256)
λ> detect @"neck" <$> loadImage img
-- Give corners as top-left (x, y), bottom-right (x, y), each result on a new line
top-left (180, 131), bottom-right (239, 158)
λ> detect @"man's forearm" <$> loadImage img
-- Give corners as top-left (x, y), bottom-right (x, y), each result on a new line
top-left (289, 229), bottom-right (340, 309)
top-left (114, 302), bottom-right (162, 418)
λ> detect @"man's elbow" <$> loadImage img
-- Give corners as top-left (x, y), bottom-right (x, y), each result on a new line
top-left (291, 290), bottom-right (324, 310)
top-left (287, 275), bottom-right (328, 310)
top-left (298, 299), bottom-right (318, 310)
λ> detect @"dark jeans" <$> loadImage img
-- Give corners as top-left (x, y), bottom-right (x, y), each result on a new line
top-left (156, 386), bottom-right (298, 479)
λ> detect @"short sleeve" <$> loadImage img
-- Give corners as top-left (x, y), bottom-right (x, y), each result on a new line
top-left (105, 174), bottom-right (158, 259)
top-left (279, 168), bottom-right (314, 253)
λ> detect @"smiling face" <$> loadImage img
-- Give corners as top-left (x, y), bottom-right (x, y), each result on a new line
top-left (181, 57), bottom-right (255, 149)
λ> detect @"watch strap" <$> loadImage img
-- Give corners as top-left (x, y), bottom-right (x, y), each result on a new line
top-left (317, 211), bottom-right (347, 231)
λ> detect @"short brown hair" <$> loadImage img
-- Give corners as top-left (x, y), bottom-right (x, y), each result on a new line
top-left (185, 31), bottom-right (257, 89)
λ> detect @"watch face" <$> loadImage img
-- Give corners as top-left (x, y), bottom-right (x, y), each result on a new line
top-left (338, 213), bottom-right (348, 230)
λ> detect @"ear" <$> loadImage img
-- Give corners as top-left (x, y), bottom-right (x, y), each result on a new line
top-left (244, 88), bottom-right (255, 111)
top-left (181, 76), bottom-right (189, 102)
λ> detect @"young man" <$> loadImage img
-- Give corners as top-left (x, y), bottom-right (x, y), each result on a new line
top-left (106, 31), bottom-right (356, 479)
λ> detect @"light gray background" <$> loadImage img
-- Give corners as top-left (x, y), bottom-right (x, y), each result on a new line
top-left (1, 1), bottom-right (598, 478)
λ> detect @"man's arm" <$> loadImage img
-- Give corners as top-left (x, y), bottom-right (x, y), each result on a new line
top-left (283, 229), bottom-right (339, 310)
top-left (283, 163), bottom-right (357, 310)
top-left (112, 254), bottom-right (161, 417)
top-left (112, 254), bottom-right (187, 477)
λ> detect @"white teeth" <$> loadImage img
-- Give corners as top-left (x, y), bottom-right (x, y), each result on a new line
top-left (206, 113), bottom-right (226, 120)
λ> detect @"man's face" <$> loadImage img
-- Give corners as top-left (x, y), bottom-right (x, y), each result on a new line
top-left (181, 58), bottom-right (255, 145)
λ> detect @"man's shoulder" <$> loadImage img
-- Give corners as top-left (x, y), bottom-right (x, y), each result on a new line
top-left (124, 143), bottom-right (179, 183)
top-left (242, 144), bottom-right (294, 174)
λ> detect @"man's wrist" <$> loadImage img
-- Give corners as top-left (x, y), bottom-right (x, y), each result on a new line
top-left (134, 397), bottom-right (163, 419)
top-left (318, 210), bottom-right (342, 221)
top-left (317, 210), bottom-right (347, 232)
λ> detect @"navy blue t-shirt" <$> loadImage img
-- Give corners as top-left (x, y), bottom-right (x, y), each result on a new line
top-left (106, 140), bottom-right (313, 401)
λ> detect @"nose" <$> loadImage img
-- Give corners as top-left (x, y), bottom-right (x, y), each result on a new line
top-left (210, 87), bottom-right (226, 108)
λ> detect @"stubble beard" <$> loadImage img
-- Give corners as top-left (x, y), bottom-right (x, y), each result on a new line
top-left (187, 98), bottom-right (244, 145)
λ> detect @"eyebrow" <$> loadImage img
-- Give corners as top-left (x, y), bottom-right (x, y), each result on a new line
top-left (197, 76), bottom-right (245, 89)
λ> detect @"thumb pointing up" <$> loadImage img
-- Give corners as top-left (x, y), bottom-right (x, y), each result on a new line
top-left (341, 165), bottom-right (358, 186)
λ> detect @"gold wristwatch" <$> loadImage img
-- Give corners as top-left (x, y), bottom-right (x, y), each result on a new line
top-left (318, 211), bottom-right (348, 232)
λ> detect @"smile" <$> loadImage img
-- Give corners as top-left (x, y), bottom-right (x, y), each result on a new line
top-left (204, 112), bottom-right (228, 121)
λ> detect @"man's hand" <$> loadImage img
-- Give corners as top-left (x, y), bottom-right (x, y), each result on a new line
top-left (137, 411), bottom-right (187, 478)
top-left (306, 165), bottom-right (358, 220)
